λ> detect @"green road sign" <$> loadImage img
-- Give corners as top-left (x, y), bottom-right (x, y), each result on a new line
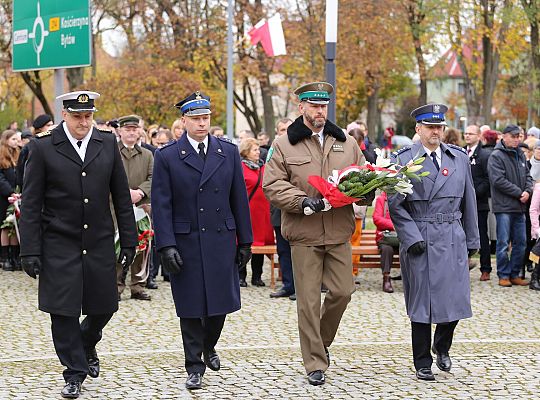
top-left (12, 0), bottom-right (91, 72)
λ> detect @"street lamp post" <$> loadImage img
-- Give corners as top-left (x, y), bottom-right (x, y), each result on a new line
top-left (226, 0), bottom-right (234, 139)
top-left (325, 1), bottom-right (338, 122)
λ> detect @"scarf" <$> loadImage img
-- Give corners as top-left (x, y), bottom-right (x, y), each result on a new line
top-left (530, 156), bottom-right (540, 181)
top-left (242, 159), bottom-right (260, 170)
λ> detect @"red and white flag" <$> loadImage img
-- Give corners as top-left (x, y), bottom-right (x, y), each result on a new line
top-left (248, 14), bottom-right (286, 57)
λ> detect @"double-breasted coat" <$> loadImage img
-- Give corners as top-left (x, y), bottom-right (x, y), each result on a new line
top-left (151, 134), bottom-right (252, 318)
top-left (19, 124), bottom-right (137, 317)
top-left (388, 142), bottom-right (480, 324)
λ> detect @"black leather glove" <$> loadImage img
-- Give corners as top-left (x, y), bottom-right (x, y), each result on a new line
top-left (408, 241), bottom-right (426, 256)
top-left (117, 247), bottom-right (136, 272)
top-left (357, 190), bottom-right (376, 206)
top-left (236, 244), bottom-right (252, 268)
top-left (159, 246), bottom-right (183, 274)
top-left (302, 197), bottom-right (325, 213)
top-left (21, 256), bottom-right (41, 279)
top-left (468, 249), bottom-right (478, 258)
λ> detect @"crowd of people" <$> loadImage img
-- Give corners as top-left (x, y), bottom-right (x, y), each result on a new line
top-left (4, 83), bottom-right (540, 397)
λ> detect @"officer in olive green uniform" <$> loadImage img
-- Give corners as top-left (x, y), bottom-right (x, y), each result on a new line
top-left (115, 115), bottom-right (154, 301)
top-left (263, 82), bottom-right (373, 386)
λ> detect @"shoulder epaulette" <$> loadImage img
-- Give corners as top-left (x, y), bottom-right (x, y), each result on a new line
top-left (98, 128), bottom-right (113, 134)
top-left (447, 143), bottom-right (467, 154)
top-left (393, 145), bottom-right (411, 157)
top-left (157, 140), bottom-right (176, 150)
top-left (35, 130), bottom-right (52, 138)
top-left (217, 136), bottom-right (236, 146)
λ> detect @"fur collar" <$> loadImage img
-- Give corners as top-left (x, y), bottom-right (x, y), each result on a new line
top-left (287, 116), bottom-right (346, 145)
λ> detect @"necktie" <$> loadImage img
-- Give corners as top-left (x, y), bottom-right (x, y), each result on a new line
top-left (467, 148), bottom-right (471, 155)
top-left (198, 142), bottom-right (206, 161)
top-left (76, 140), bottom-right (82, 148)
top-left (431, 151), bottom-right (440, 171)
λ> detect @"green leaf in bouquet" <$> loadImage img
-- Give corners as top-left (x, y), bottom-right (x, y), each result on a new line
top-left (418, 171), bottom-right (430, 177)
top-left (338, 183), bottom-right (346, 191)
top-left (413, 156), bottom-right (426, 165)
top-left (406, 172), bottom-right (422, 181)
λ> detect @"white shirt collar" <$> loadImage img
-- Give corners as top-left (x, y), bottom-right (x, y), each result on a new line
top-left (423, 145), bottom-right (441, 163)
top-left (186, 134), bottom-right (209, 154)
top-left (467, 144), bottom-right (478, 155)
top-left (63, 122), bottom-right (92, 162)
top-left (311, 129), bottom-right (324, 146)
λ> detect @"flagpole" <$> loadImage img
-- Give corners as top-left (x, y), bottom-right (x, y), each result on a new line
top-left (226, 0), bottom-right (234, 139)
top-left (325, 0), bottom-right (338, 123)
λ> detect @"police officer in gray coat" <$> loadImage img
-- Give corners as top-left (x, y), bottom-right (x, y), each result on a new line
top-left (388, 104), bottom-right (479, 381)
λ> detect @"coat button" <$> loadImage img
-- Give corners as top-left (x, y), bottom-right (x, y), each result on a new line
top-left (82, 250), bottom-right (87, 255)
top-left (83, 224), bottom-right (88, 229)
top-left (199, 188), bottom-right (203, 192)
top-left (201, 228), bottom-right (206, 232)
top-left (214, 188), bottom-right (219, 192)
top-left (217, 228), bottom-right (221, 232)
top-left (84, 198), bottom-right (89, 203)
top-left (200, 208), bottom-right (204, 212)
top-left (216, 208), bottom-right (220, 212)
top-left (82, 172), bottom-right (87, 177)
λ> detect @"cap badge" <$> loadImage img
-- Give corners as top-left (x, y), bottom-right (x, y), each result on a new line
top-left (195, 91), bottom-right (202, 100)
top-left (433, 104), bottom-right (440, 113)
top-left (77, 94), bottom-right (89, 103)
top-left (317, 83), bottom-right (324, 91)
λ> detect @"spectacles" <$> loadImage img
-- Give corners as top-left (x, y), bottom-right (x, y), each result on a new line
top-left (464, 132), bottom-right (478, 135)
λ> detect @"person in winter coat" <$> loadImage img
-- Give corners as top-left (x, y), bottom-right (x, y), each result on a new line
top-left (389, 103), bottom-right (479, 382)
top-left (372, 192), bottom-right (397, 293)
top-left (488, 124), bottom-right (534, 287)
top-left (19, 91), bottom-right (137, 399)
top-left (0, 130), bottom-right (21, 271)
top-left (239, 138), bottom-right (274, 287)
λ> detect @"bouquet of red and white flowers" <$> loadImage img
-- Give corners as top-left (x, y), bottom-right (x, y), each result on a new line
top-left (1, 193), bottom-right (21, 240)
top-left (307, 149), bottom-right (429, 213)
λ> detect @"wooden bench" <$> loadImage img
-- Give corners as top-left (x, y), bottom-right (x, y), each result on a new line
top-left (252, 231), bottom-right (399, 289)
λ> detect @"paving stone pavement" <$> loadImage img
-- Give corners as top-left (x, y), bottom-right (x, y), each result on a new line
top-left (1, 265), bottom-right (540, 399)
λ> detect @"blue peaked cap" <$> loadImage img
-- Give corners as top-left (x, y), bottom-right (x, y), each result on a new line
top-left (175, 91), bottom-right (211, 116)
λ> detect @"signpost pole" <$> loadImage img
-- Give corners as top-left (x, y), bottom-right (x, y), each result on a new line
top-left (54, 69), bottom-right (64, 123)
top-left (325, 1), bottom-right (338, 123)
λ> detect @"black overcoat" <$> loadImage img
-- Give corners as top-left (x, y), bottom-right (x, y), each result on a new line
top-left (19, 124), bottom-right (137, 317)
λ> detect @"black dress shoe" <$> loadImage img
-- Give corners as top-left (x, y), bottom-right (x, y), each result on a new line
top-left (416, 367), bottom-right (435, 381)
top-left (324, 346), bottom-right (330, 367)
top-left (239, 279), bottom-right (248, 287)
top-left (432, 345), bottom-right (452, 372)
top-left (131, 291), bottom-right (151, 301)
top-left (307, 370), bottom-right (325, 386)
top-left (251, 278), bottom-right (265, 287)
top-left (146, 278), bottom-right (158, 289)
top-left (185, 372), bottom-right (203, 390)
top-left (289, 293), bottom-right (296, 301)
top-left (203, 349), bottom-right (221, 371)
top-left (86, 348), bottom-right (100, 378)
top-left (270, 288), bottom-right (293, 298)
top-left (61, 381), bottom-right (81, 398)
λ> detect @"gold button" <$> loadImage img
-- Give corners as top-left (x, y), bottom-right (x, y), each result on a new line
top-left (82, 250), bottom-right (87, 255)
top-left (84, 198), bottom-right (89, 203)
top-left (83, 224), bottom-right (88, 229)
top-left (82, 172), bottom-right (87, 177)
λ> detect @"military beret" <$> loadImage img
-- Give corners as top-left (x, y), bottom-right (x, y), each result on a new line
top-left (294, 82), bottom-right (334, 105)
top-left (118, 115), bottom-right (140, 128)
top-left (175, 91), bottom-right (211, 116)
top-left (410, 103), bottom-right (448, 126)
top-left (32, 114), bottom-right (52, 129)
top-left (56, 90), bottom-right (100, 113)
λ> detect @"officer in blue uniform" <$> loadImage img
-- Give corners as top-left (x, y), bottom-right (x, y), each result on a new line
top-left (151, 92), bottom-right (253, 390)
top-left (388, 104), bottom-right (479, 381)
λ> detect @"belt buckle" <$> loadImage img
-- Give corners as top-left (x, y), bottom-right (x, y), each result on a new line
top-left (435, 213), bottom-right (443, 224)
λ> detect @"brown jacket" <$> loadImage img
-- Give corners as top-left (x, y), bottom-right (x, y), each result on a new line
top-left (118, 142), bottom-right (153, 205)
top-left (263, 117), bottom-right (365, 245)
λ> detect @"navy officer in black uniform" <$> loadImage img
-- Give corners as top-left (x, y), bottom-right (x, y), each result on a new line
top-left (19, 91), bottom-right (137, 399)
top-left (152, 91), bottom-right (253, 390)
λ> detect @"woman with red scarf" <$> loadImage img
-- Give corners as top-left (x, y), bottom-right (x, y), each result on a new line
top-left (239, 138), bottom-right (274, 287)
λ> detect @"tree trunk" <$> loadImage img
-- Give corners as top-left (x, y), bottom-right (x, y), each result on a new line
top-left (522, 0), bottom-right (540, 125)
top-left (20, 71), bottom-right (53, 116)
top-left (406, 1), bottom-right (427, 105)
top-left (366, 73), bottom-right (380, 143)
